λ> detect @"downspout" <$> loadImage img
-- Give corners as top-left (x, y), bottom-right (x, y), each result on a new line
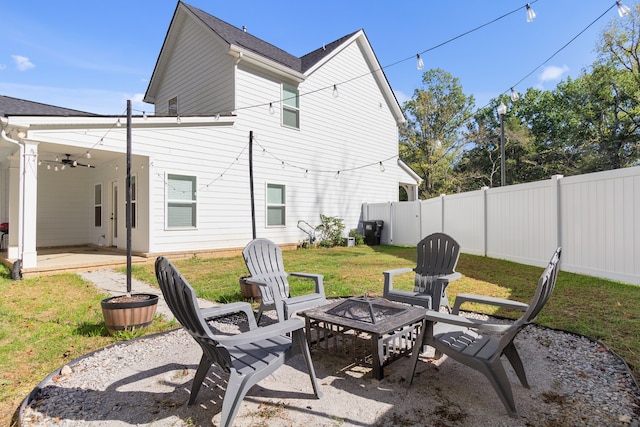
top-left (0, 125), bottom-right (25, 276)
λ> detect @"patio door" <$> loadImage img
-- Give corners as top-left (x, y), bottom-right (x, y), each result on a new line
top-left (110, 181), bottom-right (120, 247)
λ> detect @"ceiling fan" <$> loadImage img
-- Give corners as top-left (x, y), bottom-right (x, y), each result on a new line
top-left (41, 154), bottom-right (95, 170)
top-left (58, 154), bottom-right (95, 169)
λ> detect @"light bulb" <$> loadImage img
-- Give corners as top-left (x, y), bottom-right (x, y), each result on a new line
top-left (525, 4), bottom-right (536, 22)
top-left (510, 87), bottom-right (519, 102)
top-left (54, 165), bottom-right (59, 172)
top-left (304, 169), bottom-right (308, 178)
top-left (334, 171), bottom-right (340, 179)
top-left (416, 54), bottom-right (424, 70)
top-left (73, 160), bottom-right (77, 167)
top-left (281, 161), bottom-right (285, 169)
top-left (497, 102), bottom-right (507, 116)
top-left (332, 84), bottom-right (339, 98)
top-left (176, 115), bottom-right (181, 124)
top-left (269, 102), bottom-right (275, 114)
top-left (47, 164), bottom-right (51, 170)
top-left (86, 152), bottom-right (91, 159)
top-left (379, 161), bottom-right (385, 172)
top-left (142, 111), bottom-right (147, 120)
top-left (617, 1), bottom-right (631, 17)
top-left (215, 114), bottom-right (220, 121)
top-left (116, 118), bottom-right (122, 127)
top-left (61, 164), bottom-right (66, 170)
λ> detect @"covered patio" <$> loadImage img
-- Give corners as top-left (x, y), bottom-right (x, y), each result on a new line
top-left (0, 246), bottom-right (150, 278)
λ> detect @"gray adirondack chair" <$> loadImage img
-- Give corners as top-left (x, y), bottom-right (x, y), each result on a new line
top-left (155, 257), bottom-right (322, 427)
top-left (406, 247), bottom-right (562, 417)
top-left (383, 233), bottom-right (461, 311)
top-left (243, 238), bottom-right (327, 322)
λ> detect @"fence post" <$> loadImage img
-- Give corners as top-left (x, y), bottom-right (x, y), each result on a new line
top-left (550, 175), bottom-right (563, 252)
top-left (482, 186), bottom-right (489, 257)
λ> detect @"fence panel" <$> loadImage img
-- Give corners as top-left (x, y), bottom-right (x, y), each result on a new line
top-left (362, 166), bottom-right (640, 284)
top-left (560, 168), bottom-right (640, 284)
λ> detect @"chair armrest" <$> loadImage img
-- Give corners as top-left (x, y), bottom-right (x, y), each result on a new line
top-left (201, 301), bottom-right (257, 331)
top-left (289, 272), bottom-right (325, 296)
top-left (439, 272), bottom-right (462, 283)
top-left (216, 318), bottom-right (304, 346)
top-left (452, 293), bottom-right (529, 315)
top-left (424, 311), bottom-right (512, 334)
top-left (383, 267), bottom-right (414, 294)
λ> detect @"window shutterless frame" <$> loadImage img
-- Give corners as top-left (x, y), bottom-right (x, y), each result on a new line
top-left (266, 183), bottom-right (286, 227)
top-left (166, 173), bottom-right (197, 228)
top-left (282, 84), bottom-right (300, 129)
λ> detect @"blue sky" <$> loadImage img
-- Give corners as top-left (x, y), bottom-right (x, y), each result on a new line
top-left (0, 0), bottom-right (629, 116)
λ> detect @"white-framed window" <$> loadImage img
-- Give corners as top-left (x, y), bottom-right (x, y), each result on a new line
top-left (94, 184), bottom-right (102, 227)
top-left (167, 174), bottom-right (197, 228)
top-left (168, 96), bottom-right (178, 116)
top-left (266, 183), bottom-right (286, 226)
top-left (282, 84), bottom-right (299, 129)
top-left (131, 174), bottom-right (137, 229)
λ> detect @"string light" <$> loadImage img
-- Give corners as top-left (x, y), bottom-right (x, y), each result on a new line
top-left (617, 1), bottom-right (631, 17)
top-left (332, 84), bottom-right (339, 98)
top-left (334, 171), bottom-right (340, 179)
top-left (416, 54), bottom-right (424, 70)
top-left (116, 118), bottom-right (122, 127)
top-left (379, 161), bottom-right (385, 172)
top-left (304, 169), bottom-right (308, 178)
top-left (176, 115), bottom-right (181, 124)
top-left (269, 102), bottom-right (275, 114)
top-left (525, 4), bottom-right (536, 22)
top-left (142, 111), bottom-right (147, 120)
top-left (510, 87), bottom-right (520, 102)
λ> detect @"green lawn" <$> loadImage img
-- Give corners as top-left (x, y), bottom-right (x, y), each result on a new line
top-left (2, 245), bottom-right (638, 426)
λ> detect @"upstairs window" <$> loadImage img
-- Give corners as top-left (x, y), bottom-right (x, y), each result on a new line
top-left (168, 96), bottom-right (178, 116)
top-left (266, 183), bottom-right (286, 226)
top-left (282, 84), bottom-right (299, 129)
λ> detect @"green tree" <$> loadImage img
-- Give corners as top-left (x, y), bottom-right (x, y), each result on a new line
top-left (400, 68), bottom-right (475, 198)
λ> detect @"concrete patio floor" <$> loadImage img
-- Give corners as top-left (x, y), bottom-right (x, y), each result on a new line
top-left (1, 246), bottom-right (151, 278)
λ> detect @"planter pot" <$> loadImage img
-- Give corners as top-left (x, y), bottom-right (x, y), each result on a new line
top-left (239, 276), bottom-right (261, 300)
top-left (101, 293), bottom-right (159, 335)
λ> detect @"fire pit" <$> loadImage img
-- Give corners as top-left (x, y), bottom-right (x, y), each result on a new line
top-left (326, 295), bottom-right (408, 324)
top-left (301, 297), bottom-right (425, 380)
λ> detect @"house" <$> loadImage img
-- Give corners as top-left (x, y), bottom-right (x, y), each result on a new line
top-left (0, 1), bottom-right (420, 274)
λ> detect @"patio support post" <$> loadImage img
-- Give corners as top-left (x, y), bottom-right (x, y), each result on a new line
top-left (497, 102), bottom-right (507, 187)
top-left (126, 100), bottom-right (132, 294)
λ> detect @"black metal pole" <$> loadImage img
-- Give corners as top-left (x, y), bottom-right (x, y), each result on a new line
top-left (249, 131), bottom-right (256, 239)
top-left (500, 113), bottom-right (505, 187)
top-left (126, 100), bottom-right (132, 294)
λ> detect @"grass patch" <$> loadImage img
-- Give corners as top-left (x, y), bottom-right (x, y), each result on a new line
top-left (0, 269), bottom-right (175, 426)
top-left (3, 245), bottom-right (639, 425)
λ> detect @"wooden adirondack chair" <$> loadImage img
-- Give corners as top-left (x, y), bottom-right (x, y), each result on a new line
top-left (383, 233), bottom-right (462, 312)
top-left (406, 247), bottom-right (562, 417)
top-left (155, 257), bottom-right (322, 427)
top-left (242, 238), bottom-right (327, 322)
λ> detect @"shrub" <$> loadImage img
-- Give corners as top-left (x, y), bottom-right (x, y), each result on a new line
top-left (315, 214), bottom-right (346, 247)
top-left (349, 229), bottom-right (365, 245)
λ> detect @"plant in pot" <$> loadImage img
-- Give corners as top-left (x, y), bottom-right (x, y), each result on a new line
top-left (101, 100), bottom-right (158, 335)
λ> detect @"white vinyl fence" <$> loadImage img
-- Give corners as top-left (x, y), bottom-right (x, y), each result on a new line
top-left (361, 166), bottom-right (640, 285)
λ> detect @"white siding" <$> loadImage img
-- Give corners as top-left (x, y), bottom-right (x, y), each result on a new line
top-left (154, 15), bottom-right (234, 116)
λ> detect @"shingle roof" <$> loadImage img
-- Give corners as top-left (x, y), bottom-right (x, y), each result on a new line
top-left (0, 95), bottom-right (98, 117)
top-left (182, 1), bottom-right (357, 73)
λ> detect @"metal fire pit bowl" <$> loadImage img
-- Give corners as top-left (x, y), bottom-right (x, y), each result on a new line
top-left (326, 295), bottom-right (408, 324)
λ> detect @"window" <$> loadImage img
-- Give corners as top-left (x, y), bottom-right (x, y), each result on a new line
top-left (267, 183), bottom-right (286, 226)
top-left (94, 184), bottom-right (102, 227)
top-left (282, 84), bottom-right (299, 129)
top-left (131, 175), bottom-right (137, 229)
top-left (168, 96), bottom-right (178, 116)
top-left (167, 174), bottom-right (197, 228)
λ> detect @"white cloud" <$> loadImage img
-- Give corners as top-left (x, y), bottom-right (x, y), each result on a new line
top-left (394, 89), bottom-right (410, 106)
top-left (539, 65), bottom-right (569, 83)
top-left (12, 55), bottom-right (35, 71)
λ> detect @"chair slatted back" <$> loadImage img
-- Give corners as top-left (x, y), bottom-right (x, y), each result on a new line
top-left (155, 257), bottom-right (233, 373)
top-left (497, 247), bottom-right (562, 351)
top-left (242, 238), bottom-right (290, 305)
top-left (414, 233), bottom-right (461, 293)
